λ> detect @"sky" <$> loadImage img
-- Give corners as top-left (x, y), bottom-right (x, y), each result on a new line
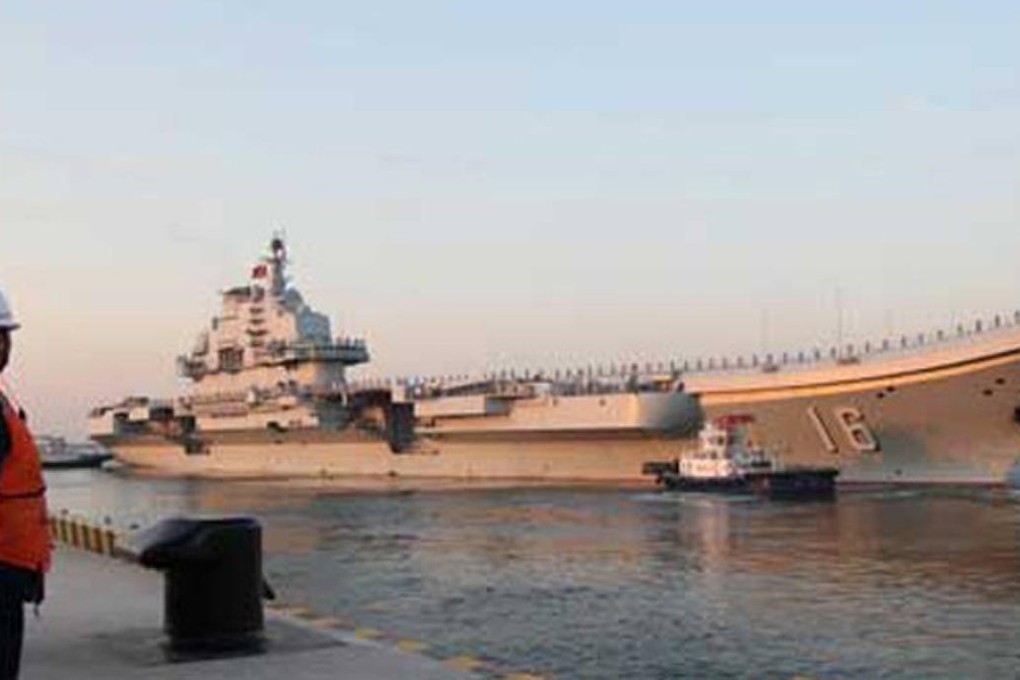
top-left (1, 1), bottom-right (1019, 437)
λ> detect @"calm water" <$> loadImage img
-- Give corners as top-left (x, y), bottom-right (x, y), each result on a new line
top-left (49, 470), bottom-right (1020, 679)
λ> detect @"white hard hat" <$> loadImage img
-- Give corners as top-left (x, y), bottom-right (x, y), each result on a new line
top-left (0, 286), bottom-right (20, 331)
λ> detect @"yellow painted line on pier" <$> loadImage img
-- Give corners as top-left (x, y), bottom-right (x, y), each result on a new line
top-left (502, 674), bottom-right (548, 680)
top-left (257, 604), bottom-right (369, 638)
top-left (305, 615), bottom-right (346, 629)
top-left (395, 639), bottom-right (429, 653)
top-left (444, 655), bottom-right (487, 672)
top-left (270, 604), bottom-right (315, 618)
top-left (323, 616), bottom-right (355, 629)
top-left (291, 607), bottom-right (324, 620)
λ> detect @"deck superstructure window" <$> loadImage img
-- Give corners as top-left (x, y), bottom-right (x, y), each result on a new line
top-left (218, 347), bottom-right (244, 373)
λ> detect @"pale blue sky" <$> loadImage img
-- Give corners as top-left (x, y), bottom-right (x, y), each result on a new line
top-left (2, 1), bottom-right (1019, 435)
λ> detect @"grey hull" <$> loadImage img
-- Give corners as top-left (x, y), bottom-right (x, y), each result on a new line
top-left (699, 352), bottom-right (1020, 484)
top-left (99, 334), bottom-right (1020, 484)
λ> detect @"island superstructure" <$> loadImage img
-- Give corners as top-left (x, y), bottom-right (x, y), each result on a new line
top-left (89, 237), bottom-right (1020, 484)
top-left (89, 236), bottom-right (699, 480)
top-left (172, 237), bottom-right (374, 435)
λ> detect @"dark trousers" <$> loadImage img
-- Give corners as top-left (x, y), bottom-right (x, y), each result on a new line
top-left (0, 564), bottom-right (33, 680)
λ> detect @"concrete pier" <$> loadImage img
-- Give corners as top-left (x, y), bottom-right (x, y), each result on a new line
top-left (22, 547), bottom-right (477, 679)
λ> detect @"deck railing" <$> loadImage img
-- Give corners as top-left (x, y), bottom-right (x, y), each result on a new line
top-left (347, 309), bottom-right (1020, 396)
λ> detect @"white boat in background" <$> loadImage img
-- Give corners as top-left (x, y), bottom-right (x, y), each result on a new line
top-left (36, 436), bottom-right (114, 470)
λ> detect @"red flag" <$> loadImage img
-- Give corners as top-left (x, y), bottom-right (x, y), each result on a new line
top-left (251, 264), bottom-right (268, 279)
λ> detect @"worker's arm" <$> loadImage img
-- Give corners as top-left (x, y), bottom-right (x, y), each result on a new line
top-left (0, 411), bottom-right (9, 465)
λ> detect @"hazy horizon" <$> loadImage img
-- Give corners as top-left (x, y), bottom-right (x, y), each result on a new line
top-left (2, 1), bottom-right (1019, 437)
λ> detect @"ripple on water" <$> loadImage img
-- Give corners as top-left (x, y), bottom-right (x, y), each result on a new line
top-left (47, 472), bottom-right (1020, 679)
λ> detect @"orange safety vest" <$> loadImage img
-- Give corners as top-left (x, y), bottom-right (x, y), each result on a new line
top-left (0, 393), bottom-right (51, 573)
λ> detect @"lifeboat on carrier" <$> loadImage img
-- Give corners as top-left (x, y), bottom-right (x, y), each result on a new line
top-left (645, 415), bottom-right (839, 499)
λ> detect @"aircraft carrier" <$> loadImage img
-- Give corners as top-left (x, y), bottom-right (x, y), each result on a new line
top-left (88, 237), bottom-right (1020, 484)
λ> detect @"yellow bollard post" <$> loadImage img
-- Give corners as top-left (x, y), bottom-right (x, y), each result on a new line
top-left (81, 520), bottom-right (93, 551)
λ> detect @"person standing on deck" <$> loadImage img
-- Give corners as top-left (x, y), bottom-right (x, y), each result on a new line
top-left (0, 287), bottom-right (51, 680)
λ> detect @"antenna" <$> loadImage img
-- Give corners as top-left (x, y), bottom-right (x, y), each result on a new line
top-left (267, 226), bottom-right (289, 295)
top-left (835, 286), bottom-right (844, 360)
top-left (277, 224), bottom-right (288, 245)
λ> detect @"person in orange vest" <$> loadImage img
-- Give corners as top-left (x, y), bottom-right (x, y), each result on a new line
top-left (0, 287), bottom-right (50, 680)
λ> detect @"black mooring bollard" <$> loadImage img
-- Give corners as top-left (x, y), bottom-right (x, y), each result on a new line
top-left (131, 516), bottom-right (265, 654)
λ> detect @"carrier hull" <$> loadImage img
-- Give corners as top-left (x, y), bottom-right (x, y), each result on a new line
top-left (102, 433), bottom-right (687, 481)
top-left (694, 345), bottom-right (1020, 484)
top-left (99, 344), bottom-right (1020, 485)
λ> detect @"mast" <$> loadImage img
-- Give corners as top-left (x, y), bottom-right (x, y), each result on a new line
top-left (268, 235), bottom-right (287, 297)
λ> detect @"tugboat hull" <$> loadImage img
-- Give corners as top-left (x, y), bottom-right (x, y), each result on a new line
top-left (657, 467), bottom-right (839, 499)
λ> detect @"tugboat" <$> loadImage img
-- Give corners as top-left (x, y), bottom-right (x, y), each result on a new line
top-left (647, 415), bottom-right (839, 499)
